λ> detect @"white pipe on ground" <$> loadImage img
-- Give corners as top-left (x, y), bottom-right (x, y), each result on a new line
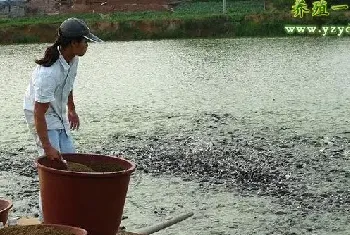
top-left (134, 212), bottom-right (194, 235)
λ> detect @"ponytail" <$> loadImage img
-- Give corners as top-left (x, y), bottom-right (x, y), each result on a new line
top-left (35, 28), bottom-right (85, 67)
top-left (35, 38), bottom-right (61, 67)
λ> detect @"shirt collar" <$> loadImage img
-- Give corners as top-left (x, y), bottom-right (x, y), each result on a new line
top-left (58, 46), bottom-right (77, 71)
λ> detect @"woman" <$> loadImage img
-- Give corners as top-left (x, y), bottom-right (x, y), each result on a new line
top-left (23, 18), bottom-right (102, 161)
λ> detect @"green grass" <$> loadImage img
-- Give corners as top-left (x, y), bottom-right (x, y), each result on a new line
top-left (12, 35), bottom-right (41, 43)
top-left (175, 1), bottom-right (265, 14)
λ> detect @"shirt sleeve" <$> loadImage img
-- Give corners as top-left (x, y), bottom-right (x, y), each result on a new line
top-left (70, 57), bottom-right (79, 92)
top-left (70, 71), bottom-right (76, 92)
top-left (34, 69), bottom-right (57, 103)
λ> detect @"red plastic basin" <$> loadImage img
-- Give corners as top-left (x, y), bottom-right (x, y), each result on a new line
top-left (0, 199), bottom-right (13, 225)
top-left (36, 153), bottom-right (136, 235)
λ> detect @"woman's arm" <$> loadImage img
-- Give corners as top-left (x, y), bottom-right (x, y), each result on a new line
top-left (68, 90), bottom-right (80, 130)
top-left (34, 102), bottom-right (61, 160)
top-left (68, 90), bottom-right (75, 113)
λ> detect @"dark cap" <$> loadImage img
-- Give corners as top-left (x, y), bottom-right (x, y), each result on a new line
top-left (59, 18), bottom-right (103, 42)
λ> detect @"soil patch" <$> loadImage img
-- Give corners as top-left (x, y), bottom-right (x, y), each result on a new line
top-left (66, 161), bottom-right (125, 173)
top-left (39, 157), bottom-right (125, 173)
top-left (0, 225), bottom-right (74, 235)
top-left (87, 162), bottom-right (125, 172)
top-left (66, 162), bottom-right (94, 172)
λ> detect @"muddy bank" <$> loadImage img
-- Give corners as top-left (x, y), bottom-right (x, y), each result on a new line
top-left (2, 12), bottom-right (346, 44)
top-left (0, 17), bottom-right (262, 44)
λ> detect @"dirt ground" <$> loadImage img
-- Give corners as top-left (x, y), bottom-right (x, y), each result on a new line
top-left (27, 0), bottom-right (173, 15)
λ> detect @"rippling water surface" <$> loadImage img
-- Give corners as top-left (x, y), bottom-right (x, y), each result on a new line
top-left (2, 38), bottom-right (350, 146)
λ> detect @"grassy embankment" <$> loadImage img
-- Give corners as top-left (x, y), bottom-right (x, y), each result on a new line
top-left (0, 0), bottom-right (350, 44)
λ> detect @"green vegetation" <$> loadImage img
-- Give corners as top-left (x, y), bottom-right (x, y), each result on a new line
top-left (0, 1), bottom-right (265, 27)
top-left (0, 0), bottom-right (349, 43)
top-left (12, 35), bottom-right (41, 44)
top-left (176, 0), bottom-right (265, 14)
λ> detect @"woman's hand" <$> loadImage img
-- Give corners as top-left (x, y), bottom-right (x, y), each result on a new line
top-left (68, 111), bottom-right (80, 130)
top-left (42, 146), bottom-right (67, 170)
top-left (44, 145), bottom-right (61, 160)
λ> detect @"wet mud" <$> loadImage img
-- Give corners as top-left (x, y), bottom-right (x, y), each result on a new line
top-left (0, 112), bottom-right (349, 234)
top-left (84, 112), bottom-right (350, 234)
